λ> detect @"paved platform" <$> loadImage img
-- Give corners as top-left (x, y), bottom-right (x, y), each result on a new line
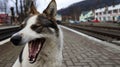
top-left (0, 26), bottom-right (120, 67)
top-left (0, 26), bottom-right (19, 30)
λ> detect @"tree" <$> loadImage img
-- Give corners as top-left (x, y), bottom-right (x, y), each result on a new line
top-left (23, 0), bottom-right (33, 16)
top-left (112, 0), bottom-right (115, 7)
top-left (17, 0), bottom-right (33, 22)
top-left (20, 0), bottom-right (23, 14)
top-left (15, 0), bottom-right (19, 15)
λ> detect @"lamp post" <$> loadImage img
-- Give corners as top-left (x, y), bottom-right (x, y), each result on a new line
top-left (10, 7), bottom-right (15, 25)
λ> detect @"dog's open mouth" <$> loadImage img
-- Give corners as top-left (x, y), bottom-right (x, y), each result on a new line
top-left (28, 38), bottom-right (45, 63)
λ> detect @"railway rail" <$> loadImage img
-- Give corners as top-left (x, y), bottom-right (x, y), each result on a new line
top-left (62, 23), bottom-right (120, 45)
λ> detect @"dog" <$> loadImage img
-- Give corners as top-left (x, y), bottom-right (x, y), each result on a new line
top-left (10, 0), bottom-right (63, 67)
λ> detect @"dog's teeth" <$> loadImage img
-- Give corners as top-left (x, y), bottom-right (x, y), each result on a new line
top-left (29, 58), bottom-right (35, 63)
top-left (38, 44), bottom-right (41, 49)
top-left (36, 51), bottom-right (39, 54)
top-left (30, 43), bottom-right (32, 50)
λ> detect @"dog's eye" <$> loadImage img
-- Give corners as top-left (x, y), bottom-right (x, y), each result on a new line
top-left (31, 24), bottom-right (44, 33)
top-left (31, 24), bottom-right (41, 28)
top-left (31, 24), bottom-right (40, 29)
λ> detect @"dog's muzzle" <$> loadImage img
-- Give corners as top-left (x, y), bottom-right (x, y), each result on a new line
top-left (11, 34), bottom-right (46, 63)
top-left (10, 35), bottom-right (22, 46)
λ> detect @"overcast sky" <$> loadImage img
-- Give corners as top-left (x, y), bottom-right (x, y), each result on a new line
top-left (7, 0), bottom-right (83, 13)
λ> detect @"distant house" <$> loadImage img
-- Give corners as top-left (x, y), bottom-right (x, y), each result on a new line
top-left (56, 14), bottom-right (62, 21)
top-left (95, 4), bottom-right (120, 22)
top-left (79, 11), bottom-right (94, 22)
top-left (0, 12), bottom-right (9, 24)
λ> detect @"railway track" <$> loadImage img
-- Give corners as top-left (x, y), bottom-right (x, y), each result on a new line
top-left (0, 26), bottom-right (21, 41)
top-left (1, 24), bottom-right (120, 45)
top-left (62, 23), bottom-right (120, 45)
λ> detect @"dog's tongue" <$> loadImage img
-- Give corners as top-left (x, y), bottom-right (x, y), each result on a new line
top-left (29, 40), bottom-right (41, 63)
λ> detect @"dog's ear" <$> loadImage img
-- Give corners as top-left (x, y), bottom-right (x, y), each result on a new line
top-left (43, 0), bottom-right (57, 18)
top-left (28, 1), bottom-right (39, 15)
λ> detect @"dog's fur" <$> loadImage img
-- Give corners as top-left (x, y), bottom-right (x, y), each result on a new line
top-left (10, 0), bottom-right (63, 67)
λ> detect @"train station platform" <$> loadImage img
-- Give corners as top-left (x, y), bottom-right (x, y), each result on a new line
top-left (0, 26), bottom-right (120, 67)
top-left (0, 26), bottom-right (19, 30)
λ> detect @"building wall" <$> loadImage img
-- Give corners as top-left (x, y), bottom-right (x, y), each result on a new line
top-left (56, 14), bottom-right (62, 21)
top-left (79, 11), bottom-right (94, 22)
top-left (95, 4), bottom-right (120, 22)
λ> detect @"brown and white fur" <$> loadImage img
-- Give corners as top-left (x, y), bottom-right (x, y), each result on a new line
top-left (10, 0), bottom-right (63, 67)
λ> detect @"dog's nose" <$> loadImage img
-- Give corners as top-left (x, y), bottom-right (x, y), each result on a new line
top-left (10, 35), bottom-right (22, 46)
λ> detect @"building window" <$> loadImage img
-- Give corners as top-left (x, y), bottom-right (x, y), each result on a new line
top-left (113, 16), bottom-right (115, 21)
top-left (113, 9), bottom-right (118, 13)
top-left (103, 12), bottom-right (106, 14)
top-left (99, 17), bottom-right (101, 20)
top-left (103, 17), bottom-right (106, 21)
top-left (99, 12), bottom-right (102, 15)
top-left (108, 17), bottom-right (111, 20)
top-left (108, 11), bottom-right (112, 14)
top-left (96, 13), bottom-right (98, 15)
